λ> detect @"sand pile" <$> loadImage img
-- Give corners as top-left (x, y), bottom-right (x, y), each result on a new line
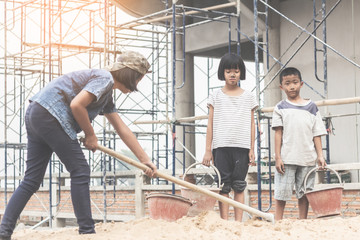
top-left (12, 211), bottom-right (360, 240)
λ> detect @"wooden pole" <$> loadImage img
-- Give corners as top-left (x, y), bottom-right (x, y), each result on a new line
top-left (260, 96), bottom-right (360, 113)
top-left (134, 96), bottom-right (360, 124)
top-left (96, 144), bottom-right (275, 223)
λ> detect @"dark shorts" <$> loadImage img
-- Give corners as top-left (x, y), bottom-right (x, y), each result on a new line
top-left (213, 147), bottom-right (250, 194)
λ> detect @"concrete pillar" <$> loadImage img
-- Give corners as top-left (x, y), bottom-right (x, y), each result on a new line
top-left (175, 51), bottom-right (196, 168)
top-left (173, 11), bottom-right (196, 169)
top-left (263, 0), bottom-right (281, 163)
top-left (52, 176), bottom-right (65, 227)
top-left (135, 171), bottom-right (145, 218)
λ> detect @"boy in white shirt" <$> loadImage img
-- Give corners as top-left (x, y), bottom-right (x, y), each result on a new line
top-left (272, 67), bottom-right (327, 221)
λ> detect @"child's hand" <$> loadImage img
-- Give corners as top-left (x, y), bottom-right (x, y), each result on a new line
top-left (142, 161), bottom-right (157, 178)
top-left (202, 151), bottom-right (213, 167)
top-left (275, 158), bottom-right (285, 174)
top-left (82, 134), bottom-right (98, 152)
top-left (317, 156), bottom-right (327, 169)
top-left (248, 150), bottom-right (256, 166)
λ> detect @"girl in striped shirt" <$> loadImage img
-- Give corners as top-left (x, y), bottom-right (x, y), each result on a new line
top-left (202, 53), bottom-right (258, 221)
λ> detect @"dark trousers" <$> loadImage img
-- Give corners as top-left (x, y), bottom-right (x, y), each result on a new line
top-left (213, 147), bottom-right (250, 194)
top-left (0, 102), bottom-right (94, 235)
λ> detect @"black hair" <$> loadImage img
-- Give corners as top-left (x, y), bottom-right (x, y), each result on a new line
top-left (217, 53), bottom-right (246, 80)
top-left (110, 67), bottom-right (144, 92)
top-left (279, 67), bottom-right (302, 84)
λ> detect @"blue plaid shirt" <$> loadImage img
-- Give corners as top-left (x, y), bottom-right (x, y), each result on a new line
top-left (30, 69), bottom-right (116, 140)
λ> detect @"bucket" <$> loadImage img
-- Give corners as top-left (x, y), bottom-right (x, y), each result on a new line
top-left (304, 166), bottom-right (344, 218)
top-left (180, 162), bottom-right (221, 216)
top-left (146, 192), bottom-right (193, 221)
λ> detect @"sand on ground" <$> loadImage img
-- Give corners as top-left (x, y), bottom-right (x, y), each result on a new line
top-left (11, 211), bottom-right (360, 240)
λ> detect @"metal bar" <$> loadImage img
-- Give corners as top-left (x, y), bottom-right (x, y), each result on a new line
top-left (171, 2), bottom-right (176, 195)
top-left (228, 16), bottom-right (231, 53)
top-left (313, 0), bottom-right (322, 83)
top-left (30, 217), bottom-right (50, 230)
top-left (254, 0), bottom-right (263, 211)
top-left (118, 2), bottom-right (237, 29)
top-left (262, 118), bottom-right (273, 212)
top-left (264, 0), bottom-right (269, 70)
top-left (48, 0), bottom-right (53, 228)
top-left (102, 125), bottom-right (107, 222)
top-left (175, 8), bottom-right (186, 89)
top-left (4, 0), bottom-right (9, 208)
top-left (236, 0), bottom-right (241, 56)
top-left (182, 126), bottom-right (185, 173)
top-left (322, 0), bottom-right (328, 98)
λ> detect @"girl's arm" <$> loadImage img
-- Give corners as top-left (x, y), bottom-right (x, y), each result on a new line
top-left (249, 108), bottom-right (256, 165)
top-left (202, 105), bottom-right (214, 167)
top-left (105, 112), bottom-right (157, 177)
top-left (70, 90), bottom-right (97, 152)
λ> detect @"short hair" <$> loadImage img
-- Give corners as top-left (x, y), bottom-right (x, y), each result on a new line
top-left (110, 67), bottom-right (143, 92)
top-left (218, 53), bottom-right (246, 80)
top-left (279, 67), bottom-right (302, 84)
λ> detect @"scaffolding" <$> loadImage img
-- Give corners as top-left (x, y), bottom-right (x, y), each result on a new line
top-left (1, 0), bottom-right (360, 226)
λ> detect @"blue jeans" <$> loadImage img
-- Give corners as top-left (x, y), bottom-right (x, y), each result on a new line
top-left (0, 102), bottom-right (95, 235)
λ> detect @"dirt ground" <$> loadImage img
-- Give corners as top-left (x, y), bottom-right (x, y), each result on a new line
top-left (11, 211), bottom-right (360, 240)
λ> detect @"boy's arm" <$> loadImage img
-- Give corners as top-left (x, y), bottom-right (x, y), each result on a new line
top-left (104, 112), bottom-right (157, 177)
top-left (313, 136), bottom-right (326, 169)
top-left (202, 105), bottom-right (214, 167)
top-left (274, 126), bottom-right (285, 174)
top-left (70, 90), bottom-right (97, 152)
